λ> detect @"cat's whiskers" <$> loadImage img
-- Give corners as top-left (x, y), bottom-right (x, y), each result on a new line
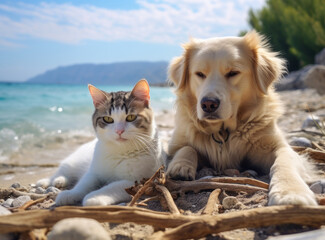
top-left (135, 134), bottom-right (158, 156)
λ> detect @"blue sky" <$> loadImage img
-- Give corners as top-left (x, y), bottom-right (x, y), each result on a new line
top-left (0, 0), bottom-right (265, 82)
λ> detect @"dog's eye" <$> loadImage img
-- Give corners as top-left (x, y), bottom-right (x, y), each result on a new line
top-left (225, 71), bottom-right (240, 78)
top-left (195, 72), bottom-right (206, 79)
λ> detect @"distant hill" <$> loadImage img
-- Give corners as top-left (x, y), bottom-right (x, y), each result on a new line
top-left (26, 61), bottom-right (169, 85)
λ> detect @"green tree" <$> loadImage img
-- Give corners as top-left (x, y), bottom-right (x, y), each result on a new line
top-left (245, 0), bottom-right (325, 71)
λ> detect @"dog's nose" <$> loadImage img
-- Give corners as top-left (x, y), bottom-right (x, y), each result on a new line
top-left (200, 97), bottom-right (220, 113)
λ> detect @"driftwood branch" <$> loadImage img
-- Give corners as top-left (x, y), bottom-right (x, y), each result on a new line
top-left (150, 205), bottom-right (325, 240)
top-left (0, 188), bottom-right (53, 200)
top-left (293, 146), bottom-right (325, 163)
top-left (15, 196), bottom-right (50, 212)
top-left (155, 185), bottom-right (180, 214)
top-left (128, 165), bottom-right (164, 206)
top-left (202, 188), bottom-right (221, 215)
top-left (165, 179), bottom-right (267, 194)
top-left (198, 177), bottom-right (269, 189)
top-left (0, 205), bottom-right (325, 236)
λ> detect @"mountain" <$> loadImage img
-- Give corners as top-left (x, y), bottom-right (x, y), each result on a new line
top-left (26, 61), bottom-right (169, 85)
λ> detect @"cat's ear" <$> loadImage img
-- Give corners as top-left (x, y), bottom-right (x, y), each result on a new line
top-left (88, 84), bottom-right (107, 108)
top-left (131, 79), bottom-right (150, 102)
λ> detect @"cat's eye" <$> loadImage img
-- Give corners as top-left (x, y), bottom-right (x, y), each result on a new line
top-left (103, 116), bottom-right (114, 124)
top-left (126, 114), bottom-right (137, 122)
top-left (195, 71), bottom-right (206, 79)
top-left (225, 70), bottom-right (240, 78)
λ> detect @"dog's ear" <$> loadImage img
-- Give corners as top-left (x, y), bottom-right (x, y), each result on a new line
top-left (168, 40), bottom-right (195, 91)
top-left (244, 31), bottom-right (286, 94)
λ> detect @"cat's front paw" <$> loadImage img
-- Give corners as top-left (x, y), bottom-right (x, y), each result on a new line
top-left (55, 190), bottom-right (83, 206)
top-left (268, 183), bottom-right (317, 206)
top-left (52, 176), bottom-right (68, 189)
top-left (36, 178), bottom-right (50, 189)
top-left (82, 195), bottom-right (116, 206)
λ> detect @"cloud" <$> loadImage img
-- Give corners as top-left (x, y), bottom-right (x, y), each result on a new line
top-left (0, 0), bottom-right (265, 47)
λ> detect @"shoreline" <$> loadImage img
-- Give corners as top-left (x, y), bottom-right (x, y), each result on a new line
top-left (1, 89), bottom-right (324, 188)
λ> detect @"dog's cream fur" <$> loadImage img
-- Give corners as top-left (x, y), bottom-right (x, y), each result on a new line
top-left (167, 31), bottom-right (317, 205)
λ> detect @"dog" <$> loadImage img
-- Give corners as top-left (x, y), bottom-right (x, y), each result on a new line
top-left (166, 31), bottom-right (317, 206)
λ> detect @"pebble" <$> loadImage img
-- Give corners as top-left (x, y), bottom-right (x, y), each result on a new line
top-left (222, 196), bottom-right (238, 209)
top-left (302, 115), bottom-right (321, 129)
top-left (289, 137), bottom-right (312, 148)
top-left (241, 170), bottom-right (258, 178)
top-left (0, 205), bottom-right (11, 215)
top-left (310, 180), bottom-right (325, 194)
top-left (268, 228), bottom-right (325, 240)
top-left (10, 183), bottom-right (20, 189)
top-left (12, 196), bottom-right (31, 208)
top-left (47, 218), bottom-right (111, 240)
top-left (35, 187), bottom-right (46, 194)
top-left (2, 198), bottom-right (14, 208)
top-left (223, 169), bottom-right (240, 177)
top-left (46, 186), bottom-right (60, 194)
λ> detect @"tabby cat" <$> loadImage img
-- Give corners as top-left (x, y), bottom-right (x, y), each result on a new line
top-left (37, 79), bottom-right (163, 206)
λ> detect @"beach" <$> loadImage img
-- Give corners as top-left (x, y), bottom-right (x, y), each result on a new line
top-left (1, 85), bottom-right (325, 187)
top-left (1, 85), bottom-right (325, 239)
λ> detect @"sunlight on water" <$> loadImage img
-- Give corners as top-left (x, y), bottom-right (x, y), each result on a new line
top-left (0, 83), bottom-right (175, 163)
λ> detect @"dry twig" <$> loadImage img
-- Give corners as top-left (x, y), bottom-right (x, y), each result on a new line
top-left (128, 166), bottom-right (164, 206)
top-left (0, 188), bottom-right (52, 200)
top-left (165, 179), bottom-right (267, 194)
top-left (16, 196), bottom-right (50, 212)
top-left (292, 146), bottom-right (325, 163)
top-left (198, 177), bottom-right (269, 189)
top-left (155, 185), bottom-right (180, 214)
top-left (201, 188), bottom-right (221, 215)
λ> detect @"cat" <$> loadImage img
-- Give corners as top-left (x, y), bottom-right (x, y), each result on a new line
top-left (37, 79), bottom-right (163, 206)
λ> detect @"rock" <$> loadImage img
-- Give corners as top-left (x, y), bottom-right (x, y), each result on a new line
top-left (222, 196), bottom-right (238, 209)
top-left (0, 205), bottom-right (11, 215)
top-left (276, 65), bottom-right (313, 91)
top-left (268, 228), bottom-right (325, 240)
top-left (241, 170), bottom-right (258, 178)
top-left (303, 65), bottom-right (325, 94)
top-left (289, 137), bottom-right (312, 148)
top-left (315, 48), bottom-right (325, 65)
top-left (310, 182), bottom-right (323, 194)
top-left (2, 198), bottom-right (14, 208)
top-left (47, 218), bottom-right (111, 240)
top-left (223, 169), bottom-right (240, 177)
top-left (46, 186), bottom-right (60, 194)
top-left (302, 115), bottom-right (321, 129)
top-left (0, 234), bottom-right (16, 240)
top-left (276, 65), bottom-right (325, 94)
top-left (12, 196), bottom-right (31, 208)
top-left (10, 183), bottom-right (20, 189)
top-left (310, 180), bottom-right (325, 194)
top-left (35, 187), bottom-right (46, 194)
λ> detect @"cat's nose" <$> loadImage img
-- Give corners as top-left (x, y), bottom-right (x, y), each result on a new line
top-left (115, 129), bottom-right (124, 136)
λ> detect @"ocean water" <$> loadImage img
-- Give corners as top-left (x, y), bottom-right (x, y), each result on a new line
top-left (0, 83), bottom-right (175, 164)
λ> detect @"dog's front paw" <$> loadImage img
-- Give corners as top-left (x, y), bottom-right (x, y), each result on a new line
top-left (167, 162), bottom-right (196, 181)
top-left (268, 184), bottom-right (317, 206)
top-left (55, 190), bottom-right (83, 206)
